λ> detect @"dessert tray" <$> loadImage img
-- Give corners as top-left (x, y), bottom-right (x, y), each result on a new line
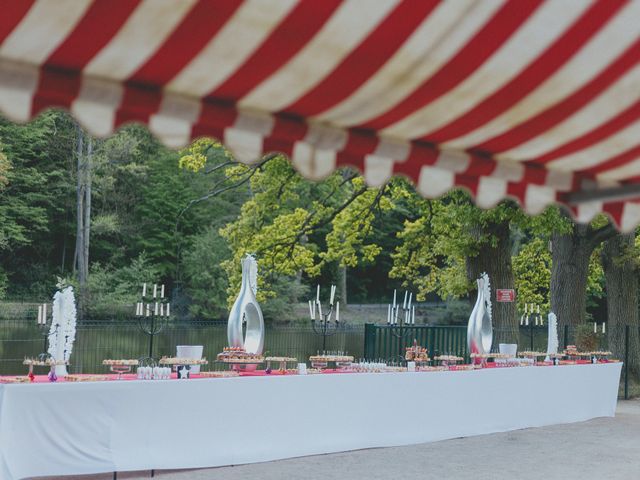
top-left (563, 345), bottom-right (591, 357)
top-left (23, 357), bottom-right (67, 366)
top-left (0, 376), bottom-right (30, 383)
top-left (265, 356), bottom-right (298, 372)
top-left (216, 347), bottom-right (264, 363)
top-left (517, 351), bottom-right (548, 358)
top-left (433, 355), bottom-right (464, 365)
top-left (159, 357), bottom-right (209, 366)
top-left (103, 359), bottom-right (140, 379)
top-left (470, 352), bottom-right (511, 359)
top-left (198, 371), bottom-right (240, 378)
top-left (309, 354), bottom-right (354, 369)
top-left (65, 375), bottom-right (111, 382)
top-left (589, 351), bottom-right (612, 357)
top-left (405, 342), bottom-right (430, 363)
top-left (102, 359), bottom-right (139, 366)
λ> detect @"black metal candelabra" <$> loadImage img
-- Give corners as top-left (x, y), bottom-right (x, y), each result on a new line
top-left (386, 290), bottom-right (416, 363)
top-left (135, 283), bottom-right (170, 360)
top-left (520, 303), bottom-right (543, 351)
top-left (36, 302), bottom-right (55, 353)
top-left (309, 284), bottom-right (345, 352)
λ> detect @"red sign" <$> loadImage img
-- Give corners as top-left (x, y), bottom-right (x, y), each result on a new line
top-left (496, 289), bottom-right (515, 302)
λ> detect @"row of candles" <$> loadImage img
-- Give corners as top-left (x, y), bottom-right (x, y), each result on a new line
top-left (135, 283), bottom-right (170, 317)
top-left (387, 289), bottom-right (416, 325)
top-left (520, 304), bottom-right (543, 326)
top-left (36, 303), bottom-right (48, 325)
top-left (308, 284), bottom-right (340, 322)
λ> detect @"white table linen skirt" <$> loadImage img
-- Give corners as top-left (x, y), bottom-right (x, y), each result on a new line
top-left (0, 362), bottom-right (622, 480)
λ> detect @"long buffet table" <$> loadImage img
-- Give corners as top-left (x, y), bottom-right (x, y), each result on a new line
top-left (0, 362), bottom-right (622, 480)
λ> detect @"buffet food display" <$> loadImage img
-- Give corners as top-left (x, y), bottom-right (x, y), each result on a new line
top-left (103, 359), bottom-right (140, 379)
top-left (64, 375), bottom-right (111, 382)
top-left (198, 371), bottom-right (240, 378)
top-left (23, 357), bottom-right (67, 367)
top-left (309, 353), bottom-right (354, 370)
top-left (433, 355), bottom-right (464, 367)
top-left (405, 342), bottom-right (429, 363)
top-left (159, 357), bottom-right (209, 366)
top-left (265, 356), bottom-right (297, 372)
top-left (216, 347), bottom-right (264, 364)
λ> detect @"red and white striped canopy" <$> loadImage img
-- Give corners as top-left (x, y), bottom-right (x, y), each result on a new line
top-left (2, 0), bottom-right (640, 229)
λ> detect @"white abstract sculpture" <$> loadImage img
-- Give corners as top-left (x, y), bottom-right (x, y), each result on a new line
top-left (47, 286), bottom-right (77, 376)
top-left (227, 254), bottom-right (264, 355)
top-left (467, 272), bottom-right (493, 357)
top-left (546, 312), bottom-right (559, 361)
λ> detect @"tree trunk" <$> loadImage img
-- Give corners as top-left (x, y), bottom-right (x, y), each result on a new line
top-left (83, 137), bottom-right (92, 283)
top-left (550, 220), bottom-right (617, 329)
top-left (601, 232), bottom-right (640, 377)
top-left (466, 220), bottom-right (518, 344)
top-left (339, 265), bottom-right (347, 306)
top-left (550, 225), bottom-right (592, 327)
top-left (73, 126), bottom-right (84, 279)
top-left (73, 125), bottom-right (92, 319)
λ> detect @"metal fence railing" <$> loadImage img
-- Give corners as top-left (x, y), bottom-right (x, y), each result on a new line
top-left (0, 317), bottom-right (365, 376)
top-left (363, 323), bottom-right (640, 400)
top-left (0, 311), bottom-right (637, 399)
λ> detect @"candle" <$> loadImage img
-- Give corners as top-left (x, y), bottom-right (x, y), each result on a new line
top-left (408, 292), bottom-right (412, 310)
top-left (146, 304), bottom-right (150, 316)
top-left (525, 317), bottom-right (529, 326)
top-left (403, 291), bottom-right (408, 309)
top-left (153, 284), bottom-right (157, 298)
top-left (142, 283), bottom-right (147, 297)
top-left (316, 285), bottom-right (320, 303)
top-left (537, 305), bottom-right (540, 314)
top-left (37, 305), bottom-right (42, 325)
top-left (393, 289), bottom-right (397, 307)
top-left (602, 322), bottom-right (606, 334)
top-left (161, 284), bottom-right (165, 298)
top-left (594, 322), bottom-right (597, 333)
top-left (387, 304), bottom-right (391, 324)
top-left (308, 300), bottom-right (314, 319)
top-left (394, 303), bottom-right (399, 324)
top-left (166, 303), bottom-right (170, 317)
top-left (43, 304), bottom-right (46, 323)
top-left (154, 302), bottom-right (159, 315)
top-left (412, 305), bottom-right (415, 324)
top-left (317, 301), bottom-right (322, 319)
top-left (336, 302), bottom-right (340, 322)
top-left (330, 285), bottom-right (335, 306)
top-left (160, 303), bottom-right (164, 316)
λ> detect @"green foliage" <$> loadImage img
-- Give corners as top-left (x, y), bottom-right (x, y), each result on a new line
top-left (181, 227), bottom-right (230, 318)
top-left (513, 237), bottom-right (551, 311)
top-left (78, 253), bottom-right (160, 317)
top-left (218, 156), bottom-right (391, 307)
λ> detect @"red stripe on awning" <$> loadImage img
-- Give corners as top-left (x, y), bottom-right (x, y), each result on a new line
top-left (115, 0), bottom-right (242, 126)
top-left (420, 0), bottom-right (625, 145)
top-left (282, 0), bottom-right (439, 117)
top-left (0, 0), bottom-right (34, 44)
top-left (31, 0), bottom-right (140, 114)
top-left (210, 0), bottom-right (341, 102)
top-left (359, 0), bottom-right (542, 131)
top-left (474, 36), bottom-right (640, 153)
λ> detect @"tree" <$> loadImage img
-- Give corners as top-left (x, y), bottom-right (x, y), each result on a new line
top-left (601, 232), bottom-right (640, 376)
top-left (179, 140), bottom-right (392, 312)
top-left (390, 189), bottom-right (528, 341)
top-left (550, 212), bottom-right (617, 327)
top-left (73, 125), bottom-right (93, 317)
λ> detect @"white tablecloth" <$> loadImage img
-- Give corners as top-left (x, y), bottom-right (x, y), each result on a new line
top-left (0, 363), bottom-right (622, 480)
